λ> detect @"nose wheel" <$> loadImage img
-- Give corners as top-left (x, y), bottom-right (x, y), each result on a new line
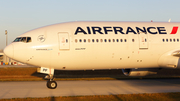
top-left (47, 80), bottom-right (57, 89)
top-left (46, 74), bottom-right (57, 89)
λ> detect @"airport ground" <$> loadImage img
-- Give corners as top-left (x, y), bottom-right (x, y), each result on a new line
top-left (1, 80), bottom-right (180, 101)
top-left (1, 66), bottom-right (180, 100)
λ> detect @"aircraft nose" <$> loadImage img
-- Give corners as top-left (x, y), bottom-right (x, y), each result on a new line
top-left (3, 44), bottom-right (14, 59)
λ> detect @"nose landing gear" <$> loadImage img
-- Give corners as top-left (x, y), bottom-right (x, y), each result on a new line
top-left (37, 67), bottom-right (57, 89)
top-left (46, 74), bottom-right (57, 89)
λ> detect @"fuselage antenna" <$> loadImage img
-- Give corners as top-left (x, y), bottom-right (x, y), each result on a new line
top-left (168, 19), bottom-right (171, 22)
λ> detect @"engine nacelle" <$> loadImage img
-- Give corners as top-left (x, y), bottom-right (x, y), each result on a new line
top-left (122, 68), bottom-right (159, 76)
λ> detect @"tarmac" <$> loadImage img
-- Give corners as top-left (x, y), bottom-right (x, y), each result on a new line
top-left (1, 79), bottom-right (180, 99)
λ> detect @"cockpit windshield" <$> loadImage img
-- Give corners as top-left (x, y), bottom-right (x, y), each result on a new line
top-left (13, 37), bottom-right (32, 43)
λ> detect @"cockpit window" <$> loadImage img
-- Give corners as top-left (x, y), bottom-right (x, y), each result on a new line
top-left (13, 37), bottom-right (32, 43)
top-left (13, 37), bottom-right (21, 42)
top-left (21, 37), bottom-right (26, 42)
top-left (27, 37), bottom-right (31, 42)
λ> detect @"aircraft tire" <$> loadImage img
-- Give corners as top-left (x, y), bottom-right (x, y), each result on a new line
top-left (47, 80), bottom-right (57, 89)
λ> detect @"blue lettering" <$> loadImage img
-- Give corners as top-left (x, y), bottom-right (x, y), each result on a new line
top-left (75, 27), bottom-right (87, 35)
top-left (157, 27), bottom-right (167, 34)
top-left (126, 27), bottom-right (137, 34)
top-left (147, 27), bottom-right (157, 34)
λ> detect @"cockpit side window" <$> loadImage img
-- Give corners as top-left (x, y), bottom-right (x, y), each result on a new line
top-left (13, 37), bottom-right (32, 43)
top-left (27, 37), bottom-right (32, 42)
top-left (21, 37), bottom-right (27, 42)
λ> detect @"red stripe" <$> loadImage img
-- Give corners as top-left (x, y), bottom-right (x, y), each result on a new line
top-left (170, 27), bottom-right (178, 34)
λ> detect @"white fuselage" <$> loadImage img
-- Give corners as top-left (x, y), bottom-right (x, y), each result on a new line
top-left (4, 21), bottom-right (180, 70)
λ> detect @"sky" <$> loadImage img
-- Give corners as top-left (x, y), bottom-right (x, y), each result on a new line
top-left (0, 0), bottom-right (180, 49)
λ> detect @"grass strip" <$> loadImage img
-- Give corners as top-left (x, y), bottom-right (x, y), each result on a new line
top-left (1, 76), bottom-right (180, 82)
top-left (1, 92), bottom-right (180, 101)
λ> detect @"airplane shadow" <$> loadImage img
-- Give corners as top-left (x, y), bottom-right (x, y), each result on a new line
top-left (31, 68), bottom-right (180, 81)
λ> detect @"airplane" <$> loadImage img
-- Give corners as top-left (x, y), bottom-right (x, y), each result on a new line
top-left (3, 21), bottom-right (180, 89)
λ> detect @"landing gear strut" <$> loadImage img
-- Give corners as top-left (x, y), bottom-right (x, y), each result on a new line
top-left (46, 74), bottom-right (57, 89)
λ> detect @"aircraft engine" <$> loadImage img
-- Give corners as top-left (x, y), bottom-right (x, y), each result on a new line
top-left (122, 68), bottom-right (160, 76)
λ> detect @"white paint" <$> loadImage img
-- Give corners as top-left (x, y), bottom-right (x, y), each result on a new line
top-left (3, 21), bottom-right (180, 71)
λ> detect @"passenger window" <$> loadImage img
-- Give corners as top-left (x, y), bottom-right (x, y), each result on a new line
top-left (124, 39), bottom-right (127, 42)
top-left (132, 39), bottom-right (135, 42)
top-left (104, 39), bottom-right (107, 42)
top-left (92, 39), bottom-right (94, 42)
top-left (145, 39), bottom-right (147, 42)
top-left (117, 39), bottom-right (119, 42)
top-left (173, 39), bottom-right (176, 42)
top-left (96, 39), bottom-right (99, 42)
top-left (75, 39), bottom-right (78, 43)
top-left (84, 39), bottom-right (86, 43)
top-left (113, 39), bottom-right (115, 42)
top-left (177, 39), bottom-right (179, 42)
top-left (109, 39), bottom-right (111, 42)
top-left (166, 39), bottom-right (168, 42)
top-left (100, 39), bottom-right (103, 42)
top-left (170, 39), bottom-right (172, 42)
top-left (79, 39), bottom-right (82, 42)
top-left (162, 39), bottom-right (165, 42)
top-left (120, 39), bottom-right (123, 42)
top-left (88, 39), bottom-right (90, 42)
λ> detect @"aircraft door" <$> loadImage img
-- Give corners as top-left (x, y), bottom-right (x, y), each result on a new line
top-left (138, 32), bottom-right (148, 49)
top-left (58, 32), bottom-right (70, 50)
